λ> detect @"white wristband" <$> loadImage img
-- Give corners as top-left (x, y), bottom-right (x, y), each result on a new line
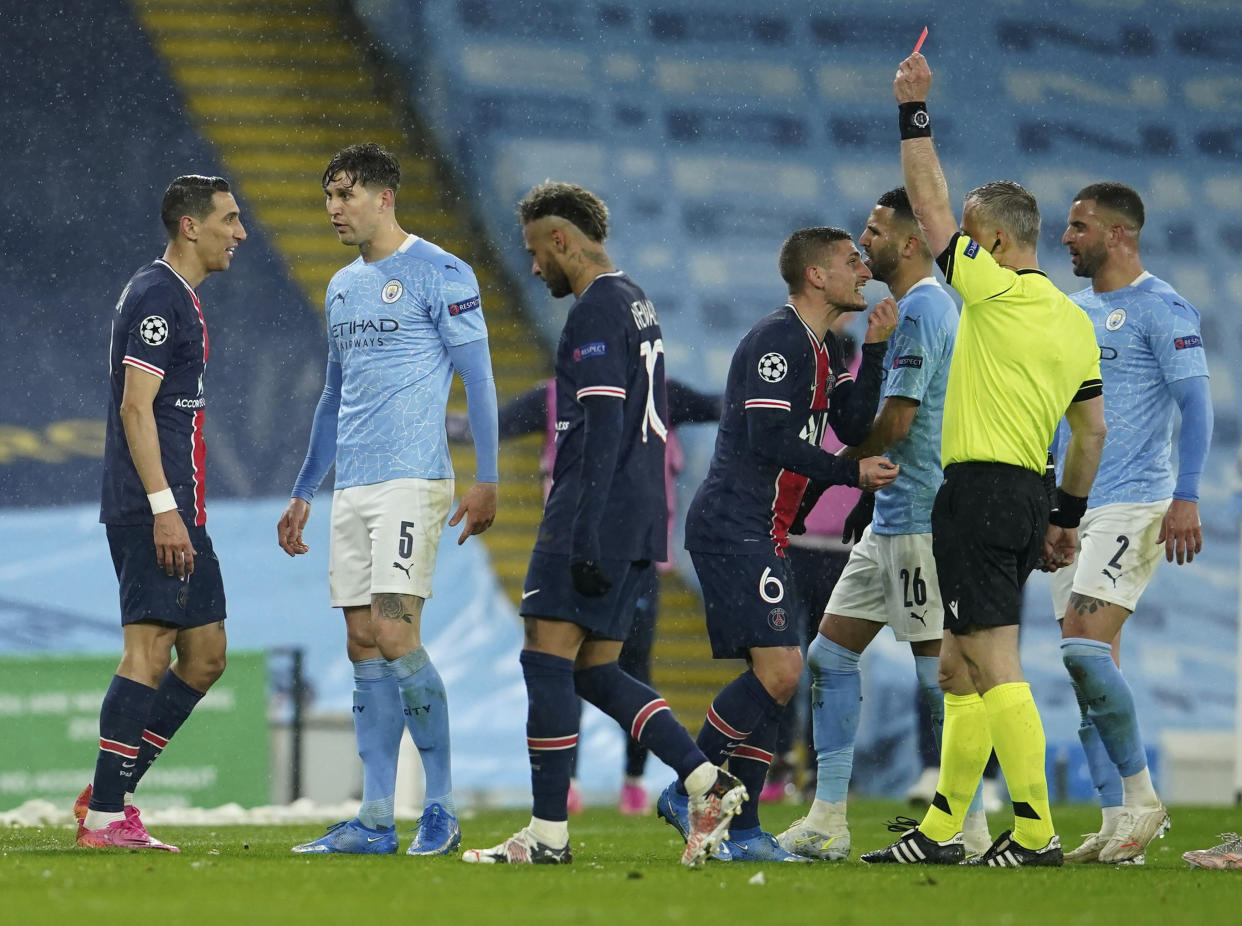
top-left (147, 488), bottom-right (177, 514)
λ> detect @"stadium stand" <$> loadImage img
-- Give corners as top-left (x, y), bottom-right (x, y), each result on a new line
top-left (0, 0), bottom-right (325, 506)
top-left (352, 0), bottom-right (1241, 797)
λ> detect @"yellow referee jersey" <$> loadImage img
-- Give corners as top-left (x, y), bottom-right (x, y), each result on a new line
top-left (939, 233), bottom-right (1101, 472)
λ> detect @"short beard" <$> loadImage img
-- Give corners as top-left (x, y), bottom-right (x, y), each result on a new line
top-left (543, 270), bottom-right (573, 298)
top-left (1072, 244), bottom-right (1106, 279)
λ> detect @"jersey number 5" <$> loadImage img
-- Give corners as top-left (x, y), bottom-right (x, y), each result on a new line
top-left (639, 339), bottom-right (668, 444)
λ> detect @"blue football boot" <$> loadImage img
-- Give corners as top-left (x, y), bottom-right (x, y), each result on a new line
top-left (720, 826), bottom-right (813, 862)
top-left (291, 818), bottom-right (398, 854)
top-left (407, 803), bottom-right (462, 856)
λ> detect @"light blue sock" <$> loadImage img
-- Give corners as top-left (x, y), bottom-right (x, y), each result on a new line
top-left (1062, 637), bottom-right (1145, 778)
top-left (352, 658), bottom-right (403, 829)
top-left (808, 634), bottom-right (861, 805)
top-left (390, 646), bottom-right (456, 814)
top-left (915, 654), bottom-right (985, 815)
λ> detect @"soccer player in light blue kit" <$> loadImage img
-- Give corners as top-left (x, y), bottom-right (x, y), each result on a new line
top-left (1055, 182), bottom-right (1211, 864)
top-left (776, 188), bottom-right (991, 859)
top-left (277, 144), bottom-right (499, 856)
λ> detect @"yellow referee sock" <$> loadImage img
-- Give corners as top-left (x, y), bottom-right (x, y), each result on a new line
top-left (919, 692), bottom-right (992, 842)
top-left (982, 682), bottom-right (1055, 849)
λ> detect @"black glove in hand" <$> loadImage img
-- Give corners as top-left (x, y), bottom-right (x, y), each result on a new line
top-left (571, 560), bottom-right (612, 597)
top-left (841, 492), bottom-right (875, 544)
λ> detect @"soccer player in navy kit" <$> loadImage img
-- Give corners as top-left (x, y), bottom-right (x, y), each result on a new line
top-left (462, 182), bottom-right (744, 866)
top-left (658, 226), bottom-right (900, 862)
top-left (77, 175), bottom-right (246, 850)
top-left (279, 144), bottom-right (498, 857)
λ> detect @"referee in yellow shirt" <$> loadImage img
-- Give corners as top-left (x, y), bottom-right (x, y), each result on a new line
top-left (862, 51), bottom-right (1107, 868)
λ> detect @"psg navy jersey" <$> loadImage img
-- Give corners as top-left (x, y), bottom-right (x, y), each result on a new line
top-left (100, 260), bottom-right (210, 526)
top-left (534, 272), bottom-right (668, 562)
top-left (686, 305), bottom-right (851, 555)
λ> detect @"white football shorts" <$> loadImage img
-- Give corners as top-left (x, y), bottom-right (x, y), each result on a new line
top-left (823, 527), bottom-right (942, 642)
top-left (328, 477), bottom-right (454, 607)
top-left (1050, 499), bottom-right (1169, 618)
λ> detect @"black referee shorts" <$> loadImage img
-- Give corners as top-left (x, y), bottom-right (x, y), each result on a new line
top-left (932, 462), bottom-right (1047, 634)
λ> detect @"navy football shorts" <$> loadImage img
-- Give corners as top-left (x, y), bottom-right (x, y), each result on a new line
top-left (932, 462), bottom-right (1047, 635)
top-left (519, 551), bottom-right (651, 641)
top-left (690, 549), bottom-right (802, 659)
top-left (107, 524), bottom-right (227, 629)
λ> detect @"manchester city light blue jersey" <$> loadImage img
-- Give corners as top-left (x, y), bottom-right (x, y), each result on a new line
top-left (326, 234), bottom-right (487, 488)
top-left (872, 278), bottom-right (957, 535)
top-left (1059, 273), bottom-right (1208, 506)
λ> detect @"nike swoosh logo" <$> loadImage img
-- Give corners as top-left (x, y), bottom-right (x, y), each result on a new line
top-left (366, 835), bottom-right (388, 843)
top-left (121, 761), bottom-right (136, 769)
top-left (521, 589), bottom-right (540, 600)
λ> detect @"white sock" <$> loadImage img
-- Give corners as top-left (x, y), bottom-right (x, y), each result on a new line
top-left (124, 793), bottom-right (134, 807)
top-left (1121, 767), bottom-right (1159, 808)
top-left (805, 799), bottom-right (846, 832)
top-left (684, 762), bottom-right (718, 796)
top-left (1101, 804), bottom-right (1123, 830)
top-left (84, 809), bottom-right (125, 829)
top-left (963, 809), bottom-right (990, 838)
top-left (528, 816), bottom-right (569, 849)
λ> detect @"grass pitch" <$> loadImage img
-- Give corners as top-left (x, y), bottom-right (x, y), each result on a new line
top-left (2, 800), bottom-right (1236, 926)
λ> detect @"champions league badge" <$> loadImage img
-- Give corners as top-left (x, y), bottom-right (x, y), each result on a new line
top-left (1105, 308), bottom-right (1127, 331)
top-left (758, 352), bottom-right (788, 383)
top-left (139, 315), bottom-right (169, 346)
top-left (381, 279), bottom-right (404, 303)
top-left (767, 607), bottom-right (788, 631)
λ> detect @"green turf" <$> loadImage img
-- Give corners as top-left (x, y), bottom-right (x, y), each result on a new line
top-left (2, 801), bottom-right (1235, 925)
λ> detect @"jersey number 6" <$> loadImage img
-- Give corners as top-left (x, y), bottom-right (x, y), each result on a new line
top-left (759, 566), bottom-right (785, 604)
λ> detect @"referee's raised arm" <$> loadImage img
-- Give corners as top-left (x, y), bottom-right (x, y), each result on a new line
top-left (893, 54), bottom-right (956, 259)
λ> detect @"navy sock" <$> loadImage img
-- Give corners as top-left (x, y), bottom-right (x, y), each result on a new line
top-left (90, 675), bottom-right (157, 813)
top-left (130, 669), bottom-right (204, 791)
top-left (521, 650), bottom-right (579, 822)
top-left (573, 662), bottom-right (705, 783)
top-left (696, 670), bottom-right (775, 768)
top-left (729, 703), bottom-right (783, 832)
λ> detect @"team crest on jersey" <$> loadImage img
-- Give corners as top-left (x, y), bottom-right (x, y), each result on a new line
top-left (767, 607), bottom-right (789, 631)
top-left (139, 315), bottom-right (168, 346)
top-left (757, 352), bottom-right (787, 383)
top-left (381, 280), bottom-right (403, 303)
top-left (1105, 308), bottom-right (1127, 331)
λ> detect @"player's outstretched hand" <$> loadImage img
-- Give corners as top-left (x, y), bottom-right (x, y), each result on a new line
top-left (277, 497), bottom-right (312, 557)
top-left (864, 297), bottom-right (899, 343)
top-left (1042, 524), bottom-right (1077, 571)
top-left (571, 560), bottom-right (612, 597)
top-left (841, 492), bottom-right (876, 544)
top-left (894, 52), bottom-right (931, 103)
top-left (1158, 498), bottom-right (1202, 564)
top-left (450, 481), bottom-right (498, 545)
top-left (153, 509), bottom-right (195, 578)
top-left (857, 457), bottom-right (899, 491)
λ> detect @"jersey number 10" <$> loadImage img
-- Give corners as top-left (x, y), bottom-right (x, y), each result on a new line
top-left (639, 339), bottom-right (668, 445)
